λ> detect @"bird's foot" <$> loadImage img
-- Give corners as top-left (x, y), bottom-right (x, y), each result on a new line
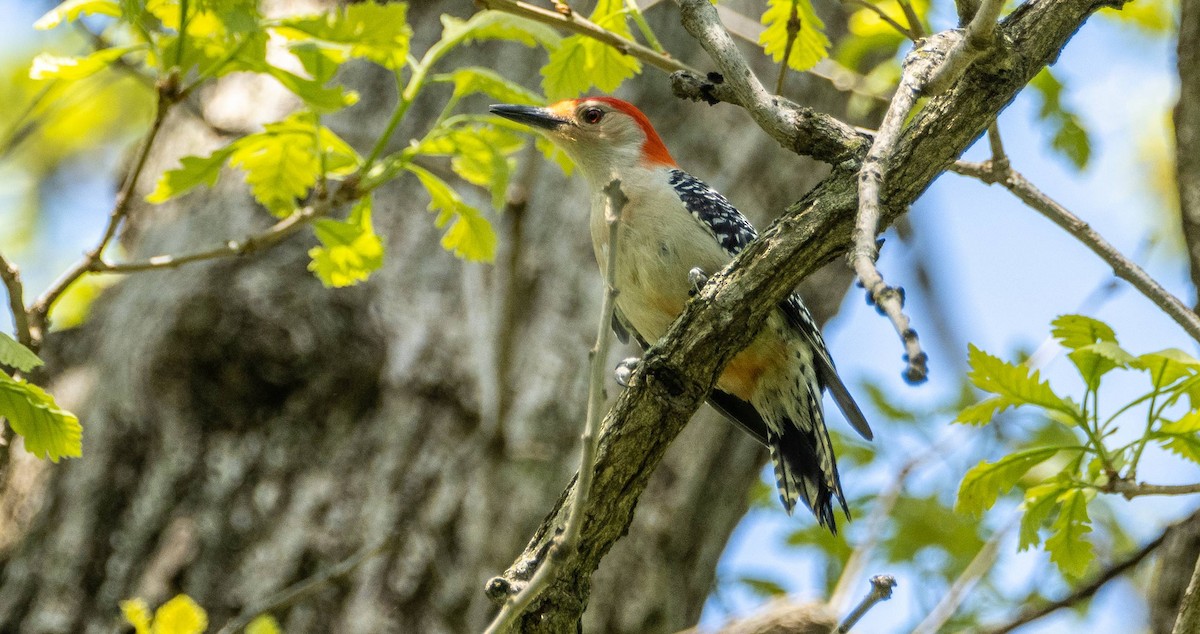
top-left (688, 267), bottom-right (709, 297)
top-left (614, 356), bottom-right (640, 387)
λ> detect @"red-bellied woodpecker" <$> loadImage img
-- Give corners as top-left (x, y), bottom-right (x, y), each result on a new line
top-left (490, 97), bottom-right (872, 531)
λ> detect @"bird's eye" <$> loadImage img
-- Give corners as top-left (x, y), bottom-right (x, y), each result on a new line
top-left (582, 107), bottom-right (604, 125)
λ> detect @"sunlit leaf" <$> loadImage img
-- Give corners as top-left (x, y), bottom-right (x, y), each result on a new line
top-left (0, 372), bottom-right (82, 462)
top-left (956, 344), bottom-right (1080, 425)
top-left (1068, 341), bottom-right (1135, 390)
top-left (275, 3), bottom-right (411, 70)
top-left (440, 11), bottom-right (561, 49)
top-left (1133, 349), bottom-right (1200, 386)
top-left (420, 125), bottom-right (524, 209)
top-left (0, 332), bottom-right (42, 372)
top-left (152, 594), bottom-right (207, 634)
top-left (1050, 314), bottom-right (1116, 350)
top-left (1045, 488), bottom-right (1094, 578)
top-left (540, 0), bottom-right (639, 100)
top-left (308, 195), bottom-right (384, 287)
top-left (760, 0), bottom-right (830, 72)
top-left (35, 0), bottom-right (121, 30)
top-left (1019, 478), bottom-right (1069, 550)
top-left (246, 614), bottom-right (283, 634)
top-left (147, 145), bottom-right (238, 203)
top-left (408, 165), bottom-right (497, 262)
top-left (436, 67), bottom-right (543, 105)
top-left (30, 47), bottom-right (138, 81)
top-left (956, 446), bottom-right (1061, 516)
top-left (1029, 69), bottom-right (1092, 170)
top-left (229, 115), bottom-right (323, 216)
top-left (121, 598), bottom-right (152, 634)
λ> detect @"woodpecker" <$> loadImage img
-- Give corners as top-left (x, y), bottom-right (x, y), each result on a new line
top-left (490, 97), bottom-right (872, 531)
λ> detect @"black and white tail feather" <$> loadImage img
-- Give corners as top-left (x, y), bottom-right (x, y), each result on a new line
top-left (655, 169), bottom-right (873, 532)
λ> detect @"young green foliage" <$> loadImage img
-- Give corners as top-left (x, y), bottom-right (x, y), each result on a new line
top-left (956, 314), bottom-right (1200, 579)
top-left (1029, 69), bottom-right (1092, 170)
top-left (308, 195), bottom-right (384, 288)
top-left (121, 595), bottom-right (207, 634)
top-left (0, 333), bottom-right (43, 373)
top-left (760, 0), bottom-right (831, 73)
top-left (408, 165), bottom-right (498, 262)
top-left (0, 373), bottom-right (81, 462)
top-left (541, 0), bottom-right (642, 99)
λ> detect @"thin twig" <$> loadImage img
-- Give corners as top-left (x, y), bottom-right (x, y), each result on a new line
top-left (214, 534), bottom-right (398, 634)
top-left (774, 0), bottom-right (803, 95)
top-left (842, 0), bottom-right (916, 40)
top-left (90, 203), bottom-right (327, 274)
top-left (28, 95), bottom-right (171, 349)
top-left (981, 530), bottom-right (1167, 634)
top-left (911, 514), bottom-right (1017, 634)
top-left (1175, 548), bottom-right (1200, 634)
top-left (923, 0), bottom-right (1004, 95)
top-left (1108, 481), bottom-right (1200, 497)
top-left (482, 179), bottom-right (627, 634)
top-left (673, 0), bottom-right (868, 165)
top-left (951, 160), bottom-right (1200, 347)
top-left (0, 254), bottom-right (31, 349)
top-left (834, 575), bottom-right (896, 633)
top-left (897, 0), bottom-right (926, 38)
top-left (476, 0), bottom-right (693, 74)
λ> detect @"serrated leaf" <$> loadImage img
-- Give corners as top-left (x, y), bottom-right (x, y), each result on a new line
top-left (308, 195), bottom-right (384, 287)
top-left (121, 598), bottom-right (152, 634)
top-left (246, 615), bottom-right (282, 634)
top-left (288, 41), bottom-right (348, 84)
top-left (439, 11), bottom-right (561, 49)
top-left (1029, 69), bottom-right (1091, 170)
top-left (420, 125), bottom-right (524, 209)
top-left (956, 446), bottom-right (1061, 516)
top-left (1019, 478), bottom-right (1070, 551)
top-left (1162, 410), bottom-right (1200, 434)
top-left (955, 396), bottom-right (1006, 426)
top-left (760, 0), bottom-right (830, 72)
top-left (1134, 349), bottom-right (1200, 386)
top-left (259, 64), bottom-right (358, 113)
top-left (35, 0), bottom-right (121, 30)
top-left (536, 136), bottom-right (574, 175)
top-left (152, 594), bottom-right (207, 634)
top-left (275, 3), bottom-right (411, 70)
top-left (408, 165), bottom-right (497, 262)
top-left (0, 372), bottom-right (82, 462)
top-left (30, 47), bottom-right (138, 81)
top-left (1160, 434), bottom-right (1200, 465)
top-left (540, 0), bottom-right (639, 100)
top-left (0, 333), bottom-right (43, 372)
top-left (957, 344), bottom-right (1079, 424)
top-left (436, 67), bottom-right (543, 105)
top-left (229, 117), bottom-right (321, 216)
top-left (147, 145), bottom-right (239, 203)
top-left (1068, 341), bottom-right (1135, 390)
top-left (1045, 488), bottom-right (1094, 578)
top-left (1051, 314), bottom-right (1117, 350)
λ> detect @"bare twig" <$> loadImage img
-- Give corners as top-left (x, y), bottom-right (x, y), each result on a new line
top-left (0, 254), bottom-right (31, 349)
top-left (897, 0), bottom-right (926, 38)
top-left (1175, 547), bottom-right (1200, 634)
top-left (673, 0), bottom-right (868, 165)
top-left (923, 0), bottom-right (1004, 95)
top-left (834, 575), bottom-right (896, 633)
top-left (1108, 481), bottom-right (1200, 498)
top-left (476, 0), bottom-right (693, 74)
top-left (982, 530), bottom-right (1167, 634)
top-left (952, 160), bottom-right (1200, 346)
top-left (910, 514), bottom-right (1016, 634)
top-left (28, 95), bottom-right (171, 349)
top-left (483, 180), bottom-right (627, 634)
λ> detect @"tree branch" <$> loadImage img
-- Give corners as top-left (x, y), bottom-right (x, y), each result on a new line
top-left (485, 0), bottom-right (1126, 628)
top-left (951, 160), bottom-right (1200, 346)
top-left (0, 253), bottom-right (31, 349)
top-left (483, 180), bottom-right (626, 633)
top-left (475, 0), bottom-right (693, 74)
top-left (836, 575), bottom-right (896, 633)
top-left (982, 528), bottom-right (1168, 634)
top-left (1176, 0), bottom-right (1200, 310)
top-left (672, 0), bottom-right (870, 165)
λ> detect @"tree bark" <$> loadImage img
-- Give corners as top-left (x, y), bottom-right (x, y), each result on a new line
top-left (0, 2), bottom-right (854, 633)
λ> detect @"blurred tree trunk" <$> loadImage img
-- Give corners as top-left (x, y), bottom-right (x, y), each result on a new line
top-left (1151, 0), bottom-right (1200, 629)
top-left (0, 2), bottom-right (855, 632)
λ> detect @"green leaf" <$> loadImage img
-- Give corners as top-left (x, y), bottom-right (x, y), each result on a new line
top-left (1068, 341), bottom-right (1135, 390)
top-left (408, 165), bottom-right (497, 262)
top-left (1029, 69), bottom-right (1091, 171)
top-left (308, 195), bottom-right (384, 288)
top-left (0, 333), bottom-right (43, 372)
top-left (30, 46), bottom-right (139, 81)
top-left (1044, 488), bottom-right (1094, 578)
top-left (860, 380), bottom-right (918, 422)
top-left (883, 494), bottom-right (984, 573)
top-left (436, 67), bottom-right (543, 105)
top-left (956, 446), bottom-right (1061, 516)
top-left (1159, 434), bottom-right (1200, 465)
top-left (1162, 410), bottom-right (1200, 434)
top-left (245, 615), bottom-right (282, 634)
top-left (147, 145), bottom-right (239, 203)
top-left (152, 594), bottom-right (207, 634)
top-left (541, 0), bottom-right (639, 100)
top-left (956, 344), bottom-right (1080, 424)
top-left (420, 125), bottom-right (524, 210)
top-left (760, 0), bottom-right (830, 72)
top-left (0, 372), bottom-right (82, 462)
top-left (259, 65), bottom-right (359, 113)
top-left (1134, 349), bottom-right (1200, 386)
top-left (229, 115), bottom-right (322, 216)
top-left (738, 575), bottom-right (788, 598)
top-left (288, 41), bottom-right (348, 84)
top-left (439, 11), bottom-right (561, 49)
top-left (121, 599), bottom-right (152, 634)
top-left (1019, 478), bottom-right (1070, 550)
top-left (1051, 314), bottom-right (1116, 350)
top-left (34, 0), bottom-right (121, 30)
top-left (275, 3), bottom-right (411, 70)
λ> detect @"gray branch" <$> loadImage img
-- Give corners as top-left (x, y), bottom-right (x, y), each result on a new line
top-left (486, 0), bottom-right (1127, 628)
top-left (1178, 0), bottom-right (1200, 309)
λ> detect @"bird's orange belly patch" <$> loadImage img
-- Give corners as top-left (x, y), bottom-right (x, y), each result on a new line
top-left (718, 339), bottom-right (785, 402)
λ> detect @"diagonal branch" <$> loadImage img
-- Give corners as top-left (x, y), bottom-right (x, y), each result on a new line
top-left (484, 0), bottom-right (1127, 629)
top-left (951, 160), bottom-right (1200, 346)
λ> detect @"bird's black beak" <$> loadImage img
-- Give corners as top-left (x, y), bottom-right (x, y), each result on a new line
top-left (489, 104), bottom-right (570, 130)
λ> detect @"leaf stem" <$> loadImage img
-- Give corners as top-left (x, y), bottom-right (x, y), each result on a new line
top-left (1128, 359), bottom-right (1168, 477)
top-left (623, 0), bottom-right (666, 53)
